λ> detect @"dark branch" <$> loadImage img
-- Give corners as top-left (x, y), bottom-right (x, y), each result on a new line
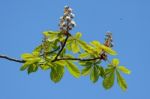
top-left (55, 57), bottom-right (100, 61)
top-left (52, 34), bottom-right (69, 62)
top-left (0, 54), bottom-right (25, 63)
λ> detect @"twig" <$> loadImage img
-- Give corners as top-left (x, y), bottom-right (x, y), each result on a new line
top-left (52, 34), bottom-right (69, 62)
top-left (0, 54), bottom-right (25, 63)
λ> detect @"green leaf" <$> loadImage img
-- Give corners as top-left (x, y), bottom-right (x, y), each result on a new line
top-left (79, 61), bottom-right (93, 67)
top-left (98, 66), bottom-right (105, 78)
top-left (103, 70), bottom-right (115, 89)
top-left (71, 41), bottom-right (80, 53)
top-left (43, 31), bottom-right (60, 42)
top-left (101, 45), bottom-right (117, 55)
top-left (79, 53), bottom-right (89, 58)
top-left (112, 58), bottom-right (119, 66)
top-left (78, 40), bottom-right (93, 53)
top-left (33, 44), bottom-right (42, 53)
top-left (21, 53), bottom-right (34, 60)
top-left (20, 63), bottom-right (30, 71)
top-left (75, 32), bottom-right (82, 39)
top-left (43, 31), bottom-right (60, 36)
top-left (27, 64), bottom-right (38, 74)
top-left (90, 66), bottom-right (99, 83)
top-left (65, 61), bottom-right (80, 78)
top-left (90, 40), bottom-right (102, 53)
top-left (118, 66), bottom-right (131, 74)
top-left (104, 68), bottom-right (115, 76)
top-left (50, 65), bottom-right (64, 83)
top-left (40, 65), bottom-right (50, 70)
top-left (81, 66), bottom-right (92, 76)
top-left (116, 70), bottom-right (127, 91)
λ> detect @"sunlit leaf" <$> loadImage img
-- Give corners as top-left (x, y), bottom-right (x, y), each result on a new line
top-left (112, 58), bottom-right (119, 66)
top-left (27, 64), bottom-right (38, 74)
top-left (98, 66), bottom-right (105, 78)
top-left (103, 70), bottom-right (115, 89)
top-left (118, 66), bottom-right (131, 74)
top-left (90, 66), bottom-right (99, 83)
top-left (50, 65), bottom-right (64, 83)
top-left (71, 41), bottom-right (80, 53)
top-left (20, 63), bottom-right (30, 71)
top-left (101, 45), bottom-right (117, 55)
top-left (78, 40), bottom-right (93, 53)
top-left (81, 66), bottom-right (92, 76)
top-left (66, 61), bottom-right (80, 78)
top-left (79, 53), bottom-right (89, 58)
top-left (21, 53), bottom-right (34, 60)
top-left (33, 44), bottom-right (42, 53)
top-left (75, 32), bottom-right (82, 39)
top-left (116, 70), bottom-right (127, 91)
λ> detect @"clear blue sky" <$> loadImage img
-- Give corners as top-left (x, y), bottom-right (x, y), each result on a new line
top-left (0, 0), bottom-right (149, 99)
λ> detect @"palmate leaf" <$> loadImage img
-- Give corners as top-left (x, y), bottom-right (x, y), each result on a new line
top-left (50, 65), bottom-right (65, 83)
top-left (81, 65), bottom-right (92, 76)
top-left (103, 68), bottom-right (115, 89)
top-left (116, 70), bottom-right (128, 91)
top-left (118, 66), bottom-right (131, 74)
top-left (90, 65), bottom-right (99, 83)
top-left (65, 61), bottom-right (80, 78)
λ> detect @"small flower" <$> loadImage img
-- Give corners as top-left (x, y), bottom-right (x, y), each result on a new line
top-left (70, 13), bottom-right (75, 18)
top-left (70, 20), bottom-right (76, 26)
top-left (66, 16), bottom-right (71, 21)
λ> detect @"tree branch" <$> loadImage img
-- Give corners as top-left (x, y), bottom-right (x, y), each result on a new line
top-left (0, 54), bottom-right (25, 63)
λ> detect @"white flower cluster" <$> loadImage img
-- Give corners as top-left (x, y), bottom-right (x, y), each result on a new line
top-left (59, 6), bottom-right (76, 31)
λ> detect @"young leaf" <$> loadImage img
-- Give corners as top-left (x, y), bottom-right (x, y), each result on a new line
top-left (98, 66), bottom-right (105, 78)
top-left (90, 66), bottom-right (99, 83)
top-left (101, 45), bottom-right (117, 55)
top-left (71, 41), bottom-right (80, 53)
top-left (50, 65), bottom-right (64, 83)
top-left (116, 70), bottom-right (127, 91)
top-left (27, 64), bottom-right (38, 74)
top-left (103, 69), bottom-right (115, 89)
top-left (79, 53), bottom-right (89, 58)
top-left (78, 40), bottom-right (93, 53)
top-left (21, 53), bottom-right (34, 60)
top-left (75, 32), bottom-right (82, 39)
top-left (33, 44), bottom-right (42, 53)
top-left (81, 66), bottom-right (92, 76)
top-left (112, 58), bottom-right (119, 66)
top-left (20, 63), bottom-right (30, 71)
top-left (90, 40), bottom-right (102, 52)
top-left (65, 61), bottom-right (80, 78)
top-left (118, 66), bottom-right (131, 74)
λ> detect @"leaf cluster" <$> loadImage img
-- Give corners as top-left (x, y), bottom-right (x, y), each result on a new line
top-left (20, 30), bottom-right (131, 91)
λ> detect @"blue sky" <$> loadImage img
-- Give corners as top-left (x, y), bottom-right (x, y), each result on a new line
top-left (0, 0), bottom-right (150, 99)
